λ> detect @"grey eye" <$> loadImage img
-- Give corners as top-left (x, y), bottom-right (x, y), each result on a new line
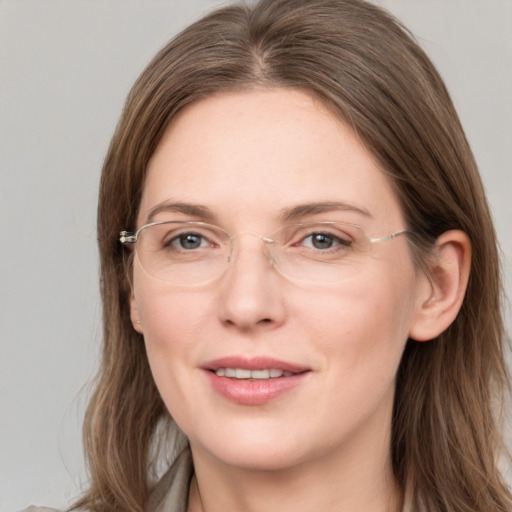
top-left (302, 232), bottom-right (351, 250)
top-left (310, 233), bottom-right (334, 249)
top-left (177, 233), bottom-right (204, 249)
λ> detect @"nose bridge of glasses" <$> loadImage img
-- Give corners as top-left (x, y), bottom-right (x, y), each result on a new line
top-left (227, 231), bottom-right (277, 265)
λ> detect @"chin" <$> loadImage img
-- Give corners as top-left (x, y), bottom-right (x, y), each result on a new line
top-left (187, 423), bottom-right (311, 471)
top-left (210, 443), bottom-right (308, 472)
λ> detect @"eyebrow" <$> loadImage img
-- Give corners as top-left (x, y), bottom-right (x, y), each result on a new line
top-left (146, 201), bottom-right (217, 224)
top-left (279, 201), bottom-right (372, 221)
top-left (144, 200), bottom-right (372, 225)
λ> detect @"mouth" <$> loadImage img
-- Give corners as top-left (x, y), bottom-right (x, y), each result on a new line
top-left (213, 368), bottom-right (295, 379)
top-left (203, 357), bottom-right (310, 405)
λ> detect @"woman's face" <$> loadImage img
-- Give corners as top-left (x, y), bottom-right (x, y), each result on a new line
top-left (130, 89), bottom-right (429, 471)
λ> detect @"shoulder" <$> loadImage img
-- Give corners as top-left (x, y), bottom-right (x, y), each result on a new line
top-left (18, 447), bottom-right (193, 512)
top-left (18, 507), bottom-right (61, 512)
top-left (147, 445), bottom-right (194, 512)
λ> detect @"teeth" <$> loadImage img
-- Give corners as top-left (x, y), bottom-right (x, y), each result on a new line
top-left (214, 368), bottom-right (294, 379)
top-left (235, 368), bottom-right (251, 379)
top-left (251, 369), bottom-right (270, 379)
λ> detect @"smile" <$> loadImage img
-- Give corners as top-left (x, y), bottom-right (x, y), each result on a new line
top-left (214, 368), bottom-right (295, 379)
top-left (203, 357), bottom-right (310, 405)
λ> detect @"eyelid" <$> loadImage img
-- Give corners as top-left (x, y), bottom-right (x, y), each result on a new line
top-left (280, 221), bottom-right (358, 237)
top-left (298, 231), bottom-right (353, 247)
top-left (160, 222), bottom-right (232, 249)
top-left (141, 220), bottom-right (365, 245)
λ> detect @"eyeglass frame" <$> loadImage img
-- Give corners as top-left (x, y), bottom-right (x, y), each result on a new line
top-left (119, 220), bottom-right (411, 285)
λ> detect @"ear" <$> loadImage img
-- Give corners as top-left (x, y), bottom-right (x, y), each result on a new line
top-left (409, 230), bottom-right (471, 342)
top-left (129, 289), bottom-right (144, 334)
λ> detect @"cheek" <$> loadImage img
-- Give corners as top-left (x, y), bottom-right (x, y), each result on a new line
top-left (297, 267), bottom-right (418, 378)
top-left (132, 266), bottom-right (205, 372)
top-left (306, 273), bottom-right (414, 334)
top-left (136, 285), bottom-right (212, 355)
top-left (132, 255), bottom-right (209, 332)
top-left (133, 282), bottom-right (217, 423)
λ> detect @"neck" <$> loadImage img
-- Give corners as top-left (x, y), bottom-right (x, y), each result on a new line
top-left (187, 429), bottom-right (402, 512)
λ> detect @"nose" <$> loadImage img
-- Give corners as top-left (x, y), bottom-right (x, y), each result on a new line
top-left (217, 235), bottom-right (286, 332)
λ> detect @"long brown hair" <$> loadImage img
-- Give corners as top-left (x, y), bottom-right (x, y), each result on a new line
top-left (73, 1), bottom-right (511, 510)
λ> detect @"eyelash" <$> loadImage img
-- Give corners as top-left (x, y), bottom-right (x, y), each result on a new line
top-left (165, 232), bottom-right (215, 250)
top-left (163, 230), bottom-right (354, 252)
top-left (298, 232), bottom-right (352, 251)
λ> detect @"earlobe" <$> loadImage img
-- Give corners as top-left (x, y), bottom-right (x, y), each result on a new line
top-left (129, 291), bottom-right (144, 334)
top-left (409, 230), bottom-right (471, 342)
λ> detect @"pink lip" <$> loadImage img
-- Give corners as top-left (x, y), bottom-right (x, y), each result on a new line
top-left (202, 356), bottom-right (310, 405)
top-left (203, 356), bottom-right (309, 374)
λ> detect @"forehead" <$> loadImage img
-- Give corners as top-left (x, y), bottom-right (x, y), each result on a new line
top-left (140, 88), bottom-right (403, 229)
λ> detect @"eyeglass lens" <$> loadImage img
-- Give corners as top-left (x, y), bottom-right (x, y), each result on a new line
top-left (133, 221), bottom-right (384, 285)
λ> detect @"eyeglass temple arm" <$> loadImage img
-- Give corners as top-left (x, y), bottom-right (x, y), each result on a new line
top-left (118, 227), bottom-right (411, 245)
top-left (119, 231), bottom-right (137, 244)
top-left (369, 230), bottom-right (409, 243)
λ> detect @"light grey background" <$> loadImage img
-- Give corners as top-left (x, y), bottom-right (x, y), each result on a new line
top-left (1, 1), bottom-right (511, 510)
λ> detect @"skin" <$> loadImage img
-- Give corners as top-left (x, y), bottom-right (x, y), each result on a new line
top-left (129, 89), bottom-right (470, 512)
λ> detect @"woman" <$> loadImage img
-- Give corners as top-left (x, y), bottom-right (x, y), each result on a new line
top-left (26, 0), bottom-right (511, 511)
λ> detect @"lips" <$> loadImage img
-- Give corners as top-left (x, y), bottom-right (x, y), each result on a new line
top-left (202, 356), bottom-right (310, 405)
top-left (204, 356), bottom-right (309, 374)
top-left (214, 368), bottom-right (294, 379)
